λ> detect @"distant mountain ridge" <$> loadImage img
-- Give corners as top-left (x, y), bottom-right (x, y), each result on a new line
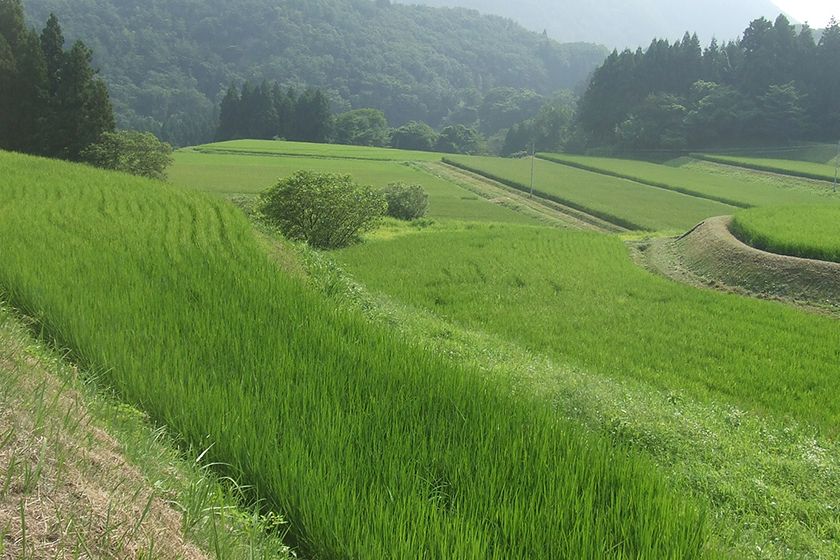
top-left (397, 0), bottom-right (784, 48)
top-left (22, 0), bottom-right (607, 146)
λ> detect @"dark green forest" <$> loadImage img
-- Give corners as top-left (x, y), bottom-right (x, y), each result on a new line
top-left (575, 16), bottom-right (840, 151)
top-left (22, 0), bottom-right (607, 146)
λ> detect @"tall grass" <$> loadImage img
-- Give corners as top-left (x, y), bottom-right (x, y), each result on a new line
top-left (444, 155), bottom-right (735, 231)
top-left (0, 152), bottom-right (707, 558)
top-left (731, 205), bottom-right (840, 263)
top-left (694, 154), bottom-right (839, 182)
top-left (338, 224), bottom-right (840, 434)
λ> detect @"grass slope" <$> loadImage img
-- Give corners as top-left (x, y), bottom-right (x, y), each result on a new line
top-left (338, 225), bottom-right (840, 434)
top-left (0, 151), bottom-right (706, 559)
top-left (171, 149), bottom-right (537, 225)
top-left (731, 205), bottom-right (840, 263)
top-left (538, 153), bottom-right (831, 208)
top-left (444, 155), bottom-right (736, 231)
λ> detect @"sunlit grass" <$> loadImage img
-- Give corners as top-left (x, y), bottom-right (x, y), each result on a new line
top-left (731, 204), bottom-right (840, 263)
top-left (0, 151), bottom-right (707, 559)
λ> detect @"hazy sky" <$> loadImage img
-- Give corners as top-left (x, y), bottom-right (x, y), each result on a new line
top-left (772, 0), bottom-right (837, 26)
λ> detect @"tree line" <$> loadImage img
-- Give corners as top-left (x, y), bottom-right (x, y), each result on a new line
top-left (0, 1), bottom-right (113, 160)
top-left (215, 81), bottom-right (484, 154)
top-left (574, 15), bottom-right (840, 151)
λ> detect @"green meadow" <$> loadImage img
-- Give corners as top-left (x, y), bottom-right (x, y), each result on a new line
top-left (338, 224), bottom-right (840, 433)
top-left (443, 155), bottom-right (736, 231)
top-left (170, 149), bottom-right (536, 224)
top-left (732, 204), bottom-right (840, 263)
top-left (0, 151), bottom-right (707, 559)
top-left (538, 153), bottom-right (834, 207)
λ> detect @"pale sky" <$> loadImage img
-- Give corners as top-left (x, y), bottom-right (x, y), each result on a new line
top-left (772, 0), bottom-right (837, 27)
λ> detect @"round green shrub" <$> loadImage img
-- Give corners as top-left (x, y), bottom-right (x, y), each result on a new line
top-left (383, 182), bottom-right (429, 221)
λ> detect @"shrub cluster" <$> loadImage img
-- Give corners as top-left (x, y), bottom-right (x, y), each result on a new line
top-left (383, 182), bottom-right (429, 221)
top-left (258, 171), bottom-right (386, 249)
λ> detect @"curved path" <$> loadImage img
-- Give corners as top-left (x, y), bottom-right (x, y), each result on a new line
top-left (637, 216), bottom-right (840, 316)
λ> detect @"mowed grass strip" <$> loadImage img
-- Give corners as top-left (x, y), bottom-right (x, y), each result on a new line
top-left (695, 153), bottom-right (840, 182)
top-left (338, 225), bottom-right (840, 433)
top-left (170, 150), bottom-right (537, 224)
top-left (193, 139), bottom-right (444, 161)
top-left (0, 151), bottom-right (707, 559)
top-left (731, 205), bottom-right (840, 263)
top-left (538, 153), bottom-right (830, 208)
top-left (444, 155), bottom-right (736, 231)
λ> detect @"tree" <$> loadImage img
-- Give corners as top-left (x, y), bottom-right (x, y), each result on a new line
top-left (333, 109), bottom-right (389, 147)
top-left (756, 82), bottom-right (805, 143)
top-left (258, 171), bottom-right (386, 249)
top-left (390, 121), bottom-right (437, 151)
top-left (435, 125), bottom-right (481, 154)
top-left (383, 183), bottom-right (428, 220)
top-left (217, 85), bottom-right (241, 140)
top-left (616, 94), bottom-right (688, 150)
top-left (294, 88), bottom-right (332, 143)
top-left (81, 130), bottom-right (174, 180)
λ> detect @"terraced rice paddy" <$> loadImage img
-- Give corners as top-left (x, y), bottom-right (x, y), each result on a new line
top-left (731, 204), bottom-right (840, 263)
top-left (444, 155), bottom-right (736, 231)
top-left (338, 224), bottom-right (840, 433)
top-left (0, 151), bottom-right (708, 559)
top-left (539, 153), bottom-right (834, 207)
top-left (193, 139), bottom-right (444, 161)
top-left (696, 153), bottom-right (840, 182)
top-left (171, 147), bottom-right (536, 224)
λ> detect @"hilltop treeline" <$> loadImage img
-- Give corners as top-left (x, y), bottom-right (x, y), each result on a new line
top-left (576, 16), bottom-right (840, 150)
top-left (0, 2), bottom-right (113, 159)
top-left (23, 0), bottom-right (607, 147)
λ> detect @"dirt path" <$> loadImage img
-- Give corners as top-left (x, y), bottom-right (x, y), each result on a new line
top-left (414, 161), bottom-right (626, 233)
top-left (633, 215), bottom-right (840, 317)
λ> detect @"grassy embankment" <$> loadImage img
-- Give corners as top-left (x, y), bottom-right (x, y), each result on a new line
top-left (442, 155), bottom-right (736, 231)
top-left (338, 224), bottom-right (840, 434)
top-left (0, 151), bottom-right (707, 559)
top-left (731, 205), bottom-right (840, 263)
top-left (171, 141), bottom-right (537, 225)
top-left (538, 153), bottom-right (835, 208)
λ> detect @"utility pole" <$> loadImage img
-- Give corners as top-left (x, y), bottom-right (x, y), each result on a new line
top-left (834, 140), bottom-right (839, 193)
top-left (529, 141), bottom-right (535, 198)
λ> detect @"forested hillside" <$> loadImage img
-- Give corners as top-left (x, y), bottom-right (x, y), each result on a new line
top-left (398, 0), bottom-right (781, 48)
top-left (575, 16), bottom-right (840, 151)
top-left (22, 0), bottom-right (607, 146)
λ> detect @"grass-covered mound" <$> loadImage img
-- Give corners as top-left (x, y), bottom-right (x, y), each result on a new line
top-left (338, 224), bottom-right (840, 433)
top-left (0, 151), bottom-right (707, 559)
top-left (731, 205), bottom-right (840, 263)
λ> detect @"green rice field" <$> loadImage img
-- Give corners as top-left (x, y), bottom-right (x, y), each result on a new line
top-left (0, 151), bottom-right (708, 559)
top-left (538, 153), bottom-right (833, 207)
top-left (170, 149), bottom-right (536, 224)
top-left (731, 204), bottom-right (840, 263)
top-left (338, 224), bottom-right (840, 433)
top-left (696, 153), bottom-right (840, 183)
top-left (193, 139), bottom-right (444, 161)
top-left (444, 155), bottom-right (736, 231)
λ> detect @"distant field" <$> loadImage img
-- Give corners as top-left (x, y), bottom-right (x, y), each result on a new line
top-left (708, 143), bottom-right (839, 164)
top-left (193, 139), bottom-right (444, 161)
top-left (338, 225), bottom-right (840, 433)
top-left (444, 155), bottom-right (735, 231)
top-left (171, 150), bottom-right (537, 224)
top-left (538, 153), bottom-right (832, 208)
top-left (696, 153), bottom-right (840, 182)
top-left (0, 151), bottom-right (708, 559)
top-left (731, 205), bottom-right (840, 263)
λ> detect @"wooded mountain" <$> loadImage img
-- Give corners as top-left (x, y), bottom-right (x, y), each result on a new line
top-left (398, 0), bottom-right (783, 48)
top-left (22, 0), bottom-right (607, 146)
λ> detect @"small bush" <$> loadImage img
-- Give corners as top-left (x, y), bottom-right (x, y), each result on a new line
top-left (81, 130), bottom-right (173, 180)
top-left (258, 171), bottom-right (386, 249)
top-left (383, 183), bottom-right (429, 221)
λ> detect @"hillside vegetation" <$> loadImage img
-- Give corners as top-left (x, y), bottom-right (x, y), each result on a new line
top-left (22, 0), bottom-right (607, 146)
top-left (0, 151), bottom-right (707, 559)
